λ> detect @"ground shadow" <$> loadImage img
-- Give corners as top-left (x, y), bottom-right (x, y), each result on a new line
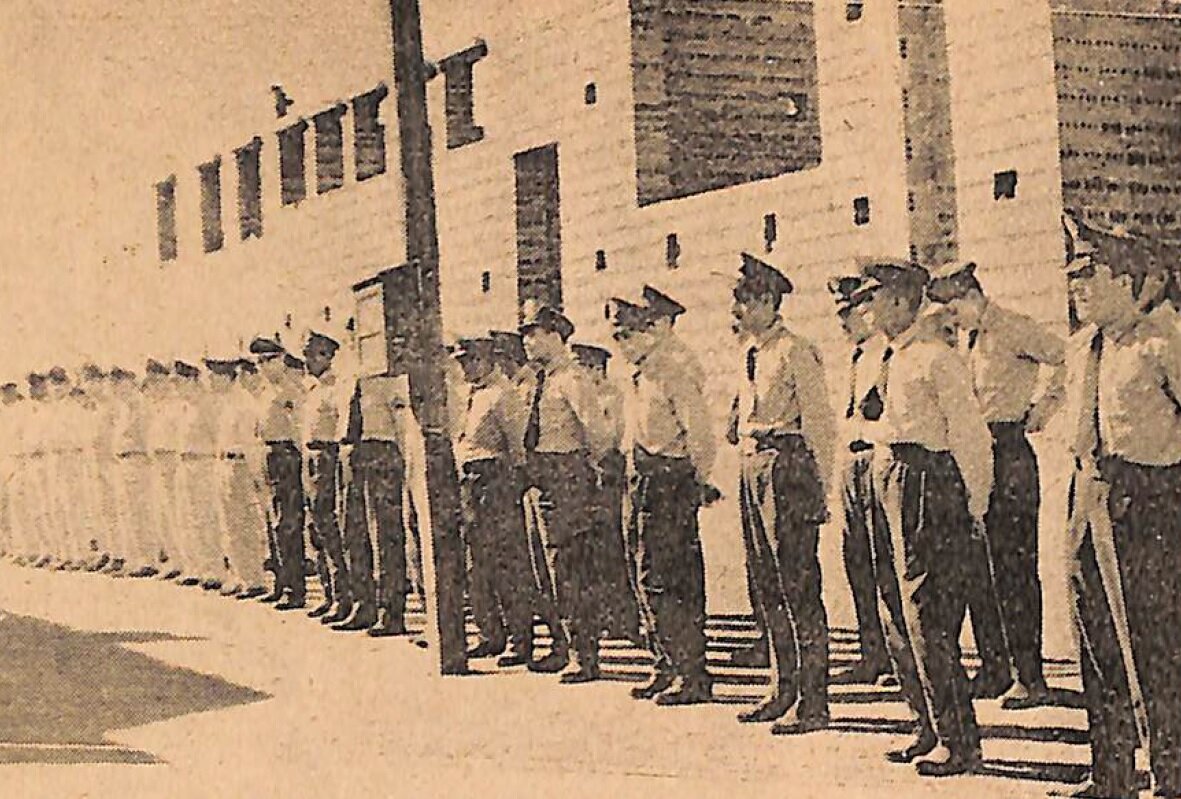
top-left (0, 613), bottom-right (269, 765)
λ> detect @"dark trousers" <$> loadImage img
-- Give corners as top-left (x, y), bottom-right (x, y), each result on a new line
top-left (265, 442), bottom-right (305, 602)
top-left (596, 450), bottom-right (641, 642)
top-left (462, 458), bottom-right (537, 654)
top-left (1105, 458), bottom-right (1181, 795)
top-left (633, 449), bottom-right (708, 683)
top-left (841, 452), bottom-right (890, 670)
top-left (307, 444), bottom-right (351, 608)
top-left (967, 422), bottom-right (1044, 687)
top-left (880, 444), bottom-right (980, 757)
top-left (345, 441), bottom-right (407, 620)
top-left (738, 435), bottom-right (829, 709)
top-left (1070, 497), bottom-right (1138, 795)
top-left (532, 452), bottom-right (600, 667)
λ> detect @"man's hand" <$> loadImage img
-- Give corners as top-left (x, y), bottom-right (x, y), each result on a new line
top-left (699, 483), bottom-right (723, 507)
top-left (1025, 404), bottom-right (1052, 435)
top-left (969, 516), bottom-right (988, 543)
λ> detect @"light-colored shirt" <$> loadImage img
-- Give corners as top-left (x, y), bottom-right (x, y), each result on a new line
top-left (146, 389), bottom-right (192, 453)
top-left (844, 333), bottom-right (888, 445)
top-left (880, 322), bottom-right (994, 520)
top-left (186, 386), bottom-right (223, 455)
top-left (222, 386), bottom-right (262, 452)
top-left (964, 301), bottom-right (1066, 425)
top-left (659, 329), bottom-right (707, 394)
top-left (1097, 315), bottom-right (1181, 467)
top-left (259, 375), bottom-right (304, 443)
top-left (731, 320), bottom-right (836, 491)
top-left (527, 357), bottom-right (611, 457)
top-left (627, 345), bottom-right (716, 480)
top-left (456, 372), bottom-right (527, 466)
top-left (113, 394), bottom-right (149, 454)
top-left (303, 369), bottom-right (353, 445)
top-left (354, 374), bottom-right (411, 442)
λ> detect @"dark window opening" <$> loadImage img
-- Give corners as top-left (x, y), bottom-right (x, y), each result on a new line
top-left (763, 213), bottom-right (777, 252)
top-left (899, 38), bottom-right (909, 59)
top-left (585, 82), bottom-right (598, 105)
top-left (854, 196), bottom-right (871, 226)
top-left (353, 84), bottom-right (389, 182)
top-left (440, 41), bottom-right (488, 150)
top-left (514, 143), bottom-right (563, 317)
top-left (198, 157), bottom-right (224, 253)
top-left (666, 233), bottom-right (680, 269)
top-left (847, 2), bottom-right (864, 22)
top-left (314, 104), bottom-right (347, 194)
top-left (994, 169), bottom-right (1018, 200)
top-left (235, 137), bottom-right (263, 240)
top-left (156, 175), bottom-right (178, 262)
top-left (480, 271), bottom-right (491, 293)
top-left (278, 120), bottom-right (308, 206)
top-left (595, 249), bottom-right (607, 271)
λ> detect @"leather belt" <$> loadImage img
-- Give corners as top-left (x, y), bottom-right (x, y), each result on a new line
top-left (849, 440), bottom-right (874, 454)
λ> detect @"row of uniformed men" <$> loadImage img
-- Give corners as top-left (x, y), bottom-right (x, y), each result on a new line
top-left (447, 214), bottom-right (1180, 797)
top-left (0, 337), bottom-right (425, 638)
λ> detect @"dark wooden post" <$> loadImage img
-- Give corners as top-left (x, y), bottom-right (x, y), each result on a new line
top-left (388, 0), bottom-right (467, 675)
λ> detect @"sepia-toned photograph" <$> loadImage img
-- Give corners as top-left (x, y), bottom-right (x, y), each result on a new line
top-left (0, 1), bottom-right (1178, 796)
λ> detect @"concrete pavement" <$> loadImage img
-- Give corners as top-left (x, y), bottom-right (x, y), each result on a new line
top-left (0, 561), bottom-right (1097, 799)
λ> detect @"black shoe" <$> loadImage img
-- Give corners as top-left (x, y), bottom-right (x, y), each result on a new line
top-left (201, 579), bottom-right (222, 591)
top-left (1000, 680), bottom-right (1051, 710)
top-left (528, 652), bottom-right (568, 674)
top-left (87, 554), bottom-right (111, 572)
top-left (179, 576), bottom-right (201, 587)
top-left (770, 705), bottom-right (830, 735)
top-left (307, 600), bottom-right (333, 619)
top-left (631, 672), bottom-right (675, 701)
top-left (322, 604), bottom-right (353, 625)
top-left (729, 642), bottom-right (771, 669)
top-left (886, 729), bottom-right (938, 764)
top-left (496, 650), bottom-right (531, 668)
top-left (559, 664), bottom-right (600, 684)
top-left (1067, 783), bottom-right (1135, 799)
top-left (368, 621), bottom-right (409, 638)
top-left (970, 672), bottom-right (1013, 699)
top-left (914, 745), bottom-right (982, 777)
top-left (831, 660), bottom-right (892, 686)
top-left (738, 694), bottom-right (795, 724)
top-left (259, 589), bottom-right (284, 604)
top-left (654, 677), bottom-right (713, 706)
top-left (276, 598), bottom-right (306, 611)
top-left (129, 565), bottom-right (158, 578)
top-left (237, 586), bottom-right (267, 601)
top-left (468, 640), bottom-right (508, 659)
top-left (333, 611), bottom-right (377, 632)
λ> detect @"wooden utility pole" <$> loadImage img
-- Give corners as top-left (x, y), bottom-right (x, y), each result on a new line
top-left (388, 0), bottom-right (468, 675)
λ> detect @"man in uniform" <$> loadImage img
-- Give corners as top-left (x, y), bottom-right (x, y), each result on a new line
top-left (571, 341), bottom-right (641, 646)
top-left (302, 329), bottom-right (355, 624)
top-left (612, 297), bottom-right (716, 705)
top-left (452, 336), bottom-right (537, 664)
top-left (926, 260), bottom-right (1066, 708)
top-left (0, 383), bottom-right (23, 560)
top-left (828, 274), bottom-right (893, 686)
top-left (641, 285), bottom-right (707, 393)
top-left (341, 367), bottom-right (414, 636)
top-left (1064, 216), bottom-right (1181, 799)
top-left (860, 258), bottom-right (992, 776)
top-left (728, 253), bottom-right (835, 734)
top-left (520, 305), bottom-right (611, 682)
top-left (254, 337), bottom-right (307, 610)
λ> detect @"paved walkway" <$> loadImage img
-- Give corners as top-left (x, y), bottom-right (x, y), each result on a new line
top-left (0, 562), bottom-right (1097, 799)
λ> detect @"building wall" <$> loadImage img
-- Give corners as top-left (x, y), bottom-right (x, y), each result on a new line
top-left (421, 0), bottom-right (913, 613)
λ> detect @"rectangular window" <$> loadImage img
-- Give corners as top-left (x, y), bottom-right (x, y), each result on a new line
top-left (278, 120), bottom-right (308, 206)
top-left (199, 158), bottom-right (223, 253)
top-left (353, 84), bottom-right (389, 182)
top-left (514, 143), bottom-right (563, 316)
top-left (156, 175), bottom-right (178, 262)
top-left (235, 137), bottom-right (263, 240)
top-left (440, 42), bottom-right (488, 150)
top-left (993, 170), bottom-right (1018, 200)
top-left (629, 0), bottom-right (822, 206)
top-left (314, 104), bottom-right (347, 194)
top-left (763, 213), bottom-right (777, 252)
top-left (665, 233), bottom-right (680, 269)
top-left (854, 196), bottom-right (871, 225)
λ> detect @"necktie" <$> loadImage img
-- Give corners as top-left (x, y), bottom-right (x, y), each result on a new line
top-left (847, 347), bottom-right (864, 419)
top-left (1091, 331), bottom-right (1104, 460)
top-left (746, 346), bottom-right (758, 382)
top-left (967, 329), bottom-right (979, 351)
top-left (524, 368), bottom-right (545, 453)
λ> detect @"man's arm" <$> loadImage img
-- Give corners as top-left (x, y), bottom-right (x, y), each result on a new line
top-left (932, 348), bottom-right (994, 522)
top-left (1016, 313), bottom-right (1068, 432)
top-left (669, 368), bottom-right (716, 484)
top-left (794, 341), bottom-right (837, 496)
